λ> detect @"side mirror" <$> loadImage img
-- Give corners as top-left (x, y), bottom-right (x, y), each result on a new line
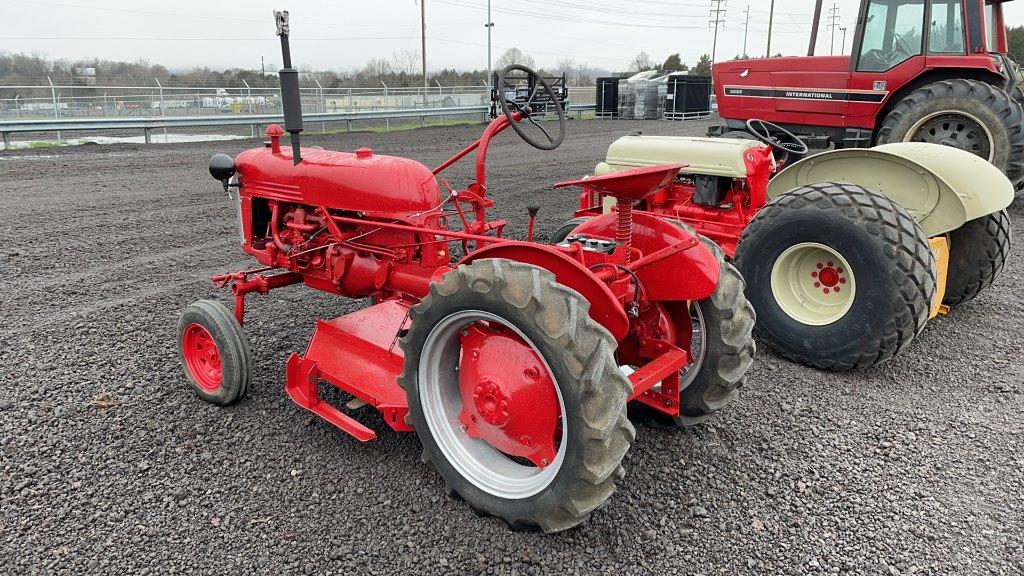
top-left (209, 154), bottom-right (236, 182)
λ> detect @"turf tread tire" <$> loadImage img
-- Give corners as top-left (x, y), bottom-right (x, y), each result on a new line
top-left (398, 258), bottom-right (635, 533)
top-left (943, 210), bottom-right (1012, 306)
top-left (735, 183), bottom-right (936, 371)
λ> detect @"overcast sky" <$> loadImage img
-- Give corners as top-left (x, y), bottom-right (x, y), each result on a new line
top-left (4, 0), bottom-right (1024, 74)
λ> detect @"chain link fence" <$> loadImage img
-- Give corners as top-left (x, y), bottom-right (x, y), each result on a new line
top-left (0, 82), bottom-right (597, 147)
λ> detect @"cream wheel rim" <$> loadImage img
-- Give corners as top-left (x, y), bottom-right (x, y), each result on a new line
top-left (770, 242), bottom-right (856, 326)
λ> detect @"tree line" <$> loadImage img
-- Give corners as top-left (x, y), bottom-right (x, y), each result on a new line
top-left (0, 47), bottom-right (613, 88)
top-left (8, 31), bottom-right (1024, 88)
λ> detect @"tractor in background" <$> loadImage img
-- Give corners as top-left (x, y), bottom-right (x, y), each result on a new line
top-left (712, 0), bottom-right (1024, 189)
top-left (561, 120), bottom-right (1013, 371)
top-left (177, 12), bottom-right (755, 532)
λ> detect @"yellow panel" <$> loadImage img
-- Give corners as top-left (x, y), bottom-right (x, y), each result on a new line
top-left (929, 235), bottom-right (950, 319)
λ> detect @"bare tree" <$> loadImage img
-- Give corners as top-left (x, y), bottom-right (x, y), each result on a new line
top-left (391, 49), bottom-right (420, 76)
top-left (629, 51), bottom-right (653, 72)
top-left (361, 58), bottom-right (394, 78)
top-left (495, 48), bottom-right (535, 70)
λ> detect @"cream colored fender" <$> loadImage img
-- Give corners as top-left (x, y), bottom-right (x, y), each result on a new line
top-left (767, 143), bottom-right (1014, 237)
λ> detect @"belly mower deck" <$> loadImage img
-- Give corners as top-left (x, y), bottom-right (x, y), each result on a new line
top-left (284, 298), bottom-right (690, 442)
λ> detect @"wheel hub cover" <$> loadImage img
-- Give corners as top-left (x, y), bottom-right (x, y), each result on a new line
top-left (912, 113), bottom-right (992, 160)
top-left (457, 324), bottom-right (560, 468)
top-left (770, 242), bottom-right (857, 326)
top-left (182, 323), bottom-right (222, 391)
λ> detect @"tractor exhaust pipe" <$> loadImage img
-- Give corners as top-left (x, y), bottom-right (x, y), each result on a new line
top-left (274, 10), bottom-right (303, 165)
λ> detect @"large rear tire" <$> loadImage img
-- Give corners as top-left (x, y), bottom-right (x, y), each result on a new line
top-left (876, 79), bottom-right (1024, 187)
top-left (943, 210), bottom-right (1013, 307)
top-left (735, 183), bottom-right (936, 371)
top-left (550, 217), bottom-right (591, 244)
top-left (399, 259), bottom-right (635, 533)
top-left (630, 222), bottom-right (756, 428)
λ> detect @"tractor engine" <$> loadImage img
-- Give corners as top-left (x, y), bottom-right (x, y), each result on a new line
top-left (219, 128), bottom-right (451, 300)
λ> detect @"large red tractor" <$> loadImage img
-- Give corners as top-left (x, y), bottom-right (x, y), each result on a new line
top-left (712, 0), bottom-right (1024, 188)
top-left (178, 12), bottom-right (755, 532)
top-left (562, 119), bottom-right (1013, 371)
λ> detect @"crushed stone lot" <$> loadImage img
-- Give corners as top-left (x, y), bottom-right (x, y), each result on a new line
top-left (1, 118), bottom-right (1022, 575)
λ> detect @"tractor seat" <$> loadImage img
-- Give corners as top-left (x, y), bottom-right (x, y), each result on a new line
top-left (595, 135), bottom-right (763, 179)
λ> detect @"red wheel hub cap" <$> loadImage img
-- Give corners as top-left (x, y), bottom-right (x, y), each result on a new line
top-left (457, 324), bottom-right (561, 468)
top-left (811, 261), bottom-right (847, 294)
top-left (182, 323), bottom-right (222, 392)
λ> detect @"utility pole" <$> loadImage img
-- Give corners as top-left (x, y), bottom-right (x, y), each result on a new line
top-left (485, 0), bottom-right (493, 100)
top-left (709, 0), bottom-right (726, 64)
top-left (745, 4), bottom-right (753, 58)
top-left (420, 0), bottom-right (428, 107)
top-left (808, 0), bottom-right (824, 56)
top-left (840, 26), bottom-right (848, 54)
top-left (766, 0), bottom-right (775, 57)
top-left (261, 56), bottom-right (265, 81)
top-left (828, 3), bottom-right (840, 56)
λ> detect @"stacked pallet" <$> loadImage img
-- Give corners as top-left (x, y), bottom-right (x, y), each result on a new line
top-left (617, 70), bottom-right (659, 119)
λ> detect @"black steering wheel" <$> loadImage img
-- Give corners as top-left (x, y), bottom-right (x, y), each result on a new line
top-left (892, 33), bottom-right (912, 60)
top-left (746, 119), bottom-right (809, 159)
top-left (497, 64), bottom-right (566, 151)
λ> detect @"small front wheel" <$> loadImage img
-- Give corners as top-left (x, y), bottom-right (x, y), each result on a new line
top-left (178, 300), bottom-right (252, 406)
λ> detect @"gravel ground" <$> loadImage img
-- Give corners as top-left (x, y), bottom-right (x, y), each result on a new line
top-left (1, 119), bottom-right (1022, 575)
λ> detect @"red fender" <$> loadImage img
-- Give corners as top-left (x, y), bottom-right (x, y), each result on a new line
top-left (459, 244), bottom-right (630, 342)
top-left (573, 211), bottom-right (720, 302)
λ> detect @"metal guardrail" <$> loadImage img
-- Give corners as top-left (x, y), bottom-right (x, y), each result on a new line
top-left (0, 103), bottom-right (595, 147)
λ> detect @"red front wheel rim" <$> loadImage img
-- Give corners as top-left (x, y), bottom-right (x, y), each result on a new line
top-left (182, 323), bottom-right (223, 392)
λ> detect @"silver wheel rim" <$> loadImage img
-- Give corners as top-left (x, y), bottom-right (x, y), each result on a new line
top-left (905, 110), bottom-right (994, 162)
top-left (770, 242), bottom-right (857, 326)
top-left (680, 303), bottom-right (707, 390)
top-left (418, 310), bottom-right (566, 499)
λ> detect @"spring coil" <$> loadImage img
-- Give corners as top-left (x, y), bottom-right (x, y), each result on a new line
top-left (615, 198), bottom-right (632, 263)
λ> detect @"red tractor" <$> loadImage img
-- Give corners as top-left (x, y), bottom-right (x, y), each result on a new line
top-left (178, 12), bottom-right (755, 532)
top-left (562, 119), bottom-right (1013, 371)
top-left (712, 0), bottom-right (1024, 188)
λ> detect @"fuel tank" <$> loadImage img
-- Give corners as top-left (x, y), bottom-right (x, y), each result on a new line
top-left (235, 145), bottom-right (442, 216)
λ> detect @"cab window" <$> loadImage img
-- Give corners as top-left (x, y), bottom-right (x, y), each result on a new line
top-left (928, 0), bottom-right (965, 54)
top-left (857, 0), bottom-right (926, 72)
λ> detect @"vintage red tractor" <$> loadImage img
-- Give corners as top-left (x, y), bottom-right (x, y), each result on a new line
top-left (178, 12), bottom-right (755, 532)
top-left (562, 120), bottom-right (1013, 371)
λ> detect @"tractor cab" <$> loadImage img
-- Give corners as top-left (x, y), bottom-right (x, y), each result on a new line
top-left (713, 0), bottom-right (1020, 154)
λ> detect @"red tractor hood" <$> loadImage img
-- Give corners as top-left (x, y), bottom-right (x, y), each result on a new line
top-left (235, 146), bottom-right (442, 216)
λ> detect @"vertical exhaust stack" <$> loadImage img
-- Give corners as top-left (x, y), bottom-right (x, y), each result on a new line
top-left (274, 10), bottom-right (303, 165)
